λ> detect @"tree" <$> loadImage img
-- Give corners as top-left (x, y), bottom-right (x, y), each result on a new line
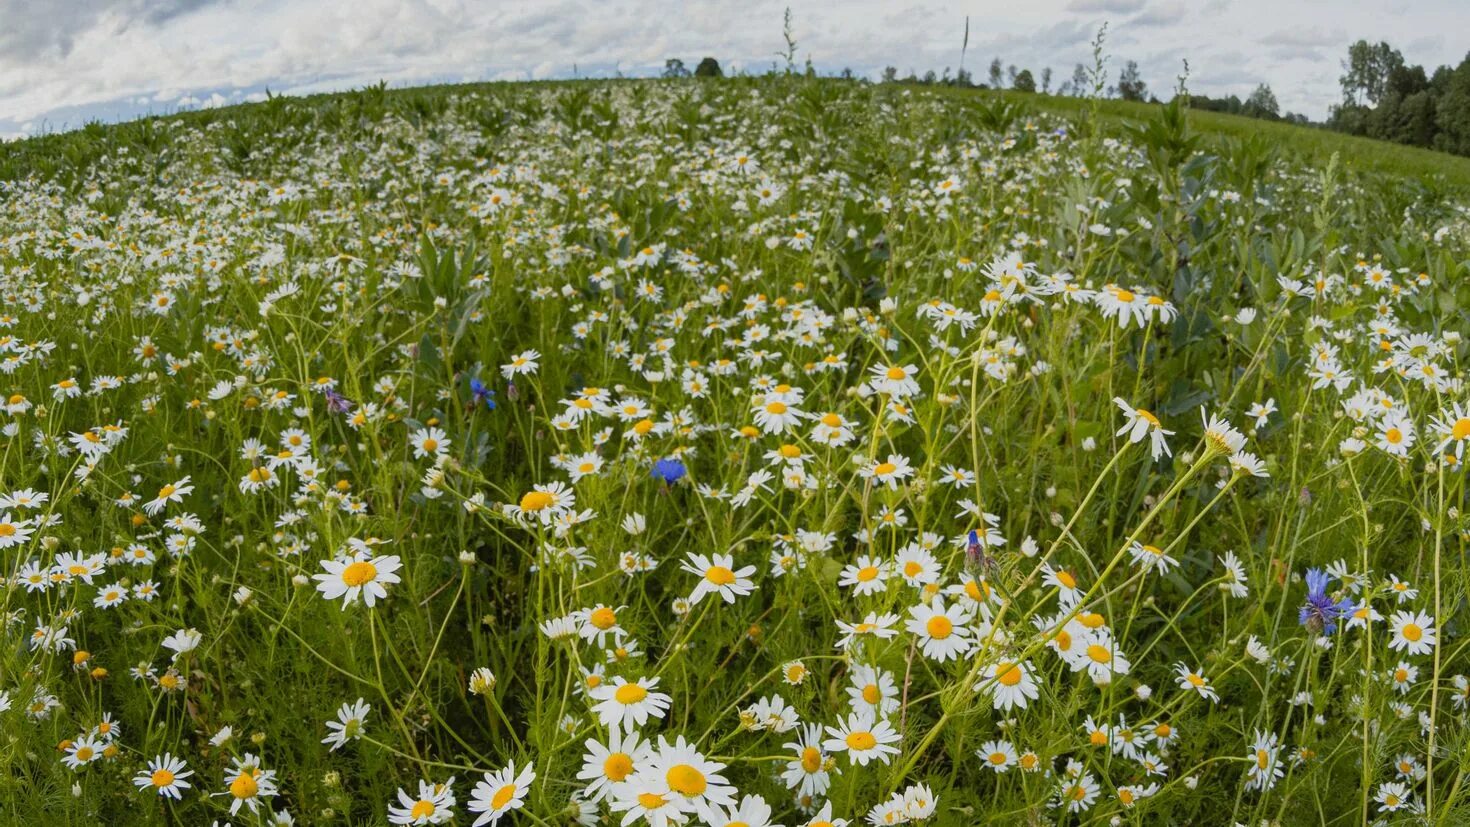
top-left (1070, 63), bottom-right (1089, 96)
top-left (1244, 84), bottom-right (1280, 119)
top-left (662, 59), bottom-right (690, 79)
top-left (694, 57), bottom-right (722, 78)
top-left (1117, 60), bottom-right (1147, 101)
top-left (1013, 69), bottom-right (1036, 93)
top-left (1435, 54), bottom-right (1470, 155)
top-left (1041, 67), bottom-right (1053, 94)
top-left (881, 66), bottom-right (898, 84)
top-left (988, 58), bottom-right (1003, 89)
top-left (1340, 40), bottom-right (1404, 106)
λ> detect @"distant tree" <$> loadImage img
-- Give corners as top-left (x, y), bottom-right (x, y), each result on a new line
top-left (1041, 67), bottom-right (1053, 94)
top-left (1013, 69), bottom-right (1036, 93)
top-left (1340, 40), bottom-right (1404, 106)
top-left (1006, 65), bottom-right (1018, 85)
top-left (922, 70), bottom-right (938, 85)
top-left (1435, 55), bottom-right (1470, 155)
top-left (881, 66), bottom-right (898, 84)
top-left (663, 59), bottom-right (690, 79)
top-left (1117, 60), bottom-right (1147, 101)
top-left (988, 58), bottom-right (1003, 88)
top-left (694, 57), bottom-right (723, 78)
top-left (956, 68), bottom-right (974, 88)
top-left (1244, 84), bottom-right (1280, 119)
top-left (1070, 63), bottom-right (1089, 96)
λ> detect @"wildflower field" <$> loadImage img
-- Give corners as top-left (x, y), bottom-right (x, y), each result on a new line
top-left (4, 77), bottom-right (1470, 826)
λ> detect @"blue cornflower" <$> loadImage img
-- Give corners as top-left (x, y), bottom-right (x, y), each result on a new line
top-left (1298, 568), bottom-right (1354, 635)
top-left (651, 457), bottom-right (686, 484)
top-left (468, 377), bottom-right (497, 410)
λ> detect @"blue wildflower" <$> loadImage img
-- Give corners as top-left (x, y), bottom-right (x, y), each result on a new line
top-left (651, 458), bottom-right (686, 484)
top-left (468, 377), bottom-right (497, 410)
top-left (1298, 568), bottom-right (1354, 635)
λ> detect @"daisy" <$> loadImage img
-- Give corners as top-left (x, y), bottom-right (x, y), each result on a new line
top-left (1113, 398), bottom-right (1172, 460)
top-left (1376, 781), bottom-right (1412, 813)
top-left (799, 802), bottom-right (849, 827)
top-left (637, 735), bottom-right (737, 814)
top-left (905, 597), bottom-right (972, 662)
top-left (161, 628), bottom-right (202, 661)
top-left (781, 724), bottom-right (832, 798)
top-left (681, 552), bottom-right (756, 604)
top-left (1174, 663), bottom-right (1219, 702)
top-left (221, 753), bottom-right (278, 816)
top-left (1129, 541), bottom-right (1179, 574)
top-left (838, 555), bottom-right (889, 596)
top-left (388, 778), bottom-right (457, 825)
top-left (823, 711), bottom-right (902, 766)
top-left (589, 676), bottom-right (672, 732)
top-left (1375, 413), bottom-right (1415, 457)
top-left (133, 753), bottom-right (193, 799)
top-left (500, 350), bottom-right (540, 380)
top-left (313, 551), bottom-right (403, 609)
top-left (1389, 610), bottom-right (1436, 656)
top-left (323, 698), bottom-right (371, 751)
top-left (704, 794), bottom-right (778, 827)
top-left (62, 735), bottom-right (104, 770)
top-left (409, 427), bottom-right (450, 460)
top-left (858, 454), bottom-right (914, 489)
top-left (977, 740), bottom-right (1017, 773)
top-left (845, 664), bottom-right (900, 717)
top-left (979, 659), bottom-right (1039, 711)
top-left (143, 476), bottom-right (194, 516)
top-left (578, 730), bottom-right (650, 802)
top-left (752, 397), bottom-right (805, 434)
top-left (468, 762), bottom-right (535, 826)
top-left (867, 364), bottom-right (921, 398)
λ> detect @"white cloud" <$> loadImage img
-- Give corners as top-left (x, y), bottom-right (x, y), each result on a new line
top-left (1, 0), bottom-right (1467, 130)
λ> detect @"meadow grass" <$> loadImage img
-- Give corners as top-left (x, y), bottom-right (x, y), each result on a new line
top-left (0, 76), bottom-right (1468, 826)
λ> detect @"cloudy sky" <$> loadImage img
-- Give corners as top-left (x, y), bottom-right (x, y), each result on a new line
top-left (2, 0), bottom-right (1465, 139)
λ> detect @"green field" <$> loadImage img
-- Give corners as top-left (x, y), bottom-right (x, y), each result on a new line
top-left (1, 76), bottom-right (1469, 826)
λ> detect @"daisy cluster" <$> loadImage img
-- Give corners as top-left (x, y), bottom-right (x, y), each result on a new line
top-left (0, 78), bottom-right (1468, 825)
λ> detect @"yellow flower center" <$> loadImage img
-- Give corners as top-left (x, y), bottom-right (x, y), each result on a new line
top-left (341, 561), bottom-right (377, 587)
top-left (590, 607), bottom-right (617, 630)
top-left (1115, 289), bottom-right (1136, 303)
top-left (151, 768), bottom-right (175, 787)
top-left (885, 367), bottom-right (906, 380)
top-left (764, 401), bottom-right (788, 415)
top-left (1087, 644), bottom-right (1113, 664)
top-left (1453, 418), bottom-right (1470, 440)
top-left (0, 524), bottom-right (13, 537)
top-left (779, 444), bottom-right (801, 458)
top-left (856, 566), bottom-right (878, 582)
top-left (997, 663), bottom-right (1023, 686)
top-left (820, 413), bottom-right (842, 428)
top-left (666, 764), bottom-right (706, 796)
top-left (411, 800), bottom-right (437, 819)
top-left (1055, 569), bottom-right (1077, 589)
top-left (157, 484), bottom-right (175, 498)
top-left (638, 792), bottom-right (668, 810)
top-left (614, 683), bottom-right (648, 704)
top-left (800, 746), bottom-right (822, 772)
top-left (230, 770), bottom-right (259, 799)
top-left (520, 491), bottom-right (553, 511)
top-left (926, 616), bottom-right (954, 639)
top-left (706, 566), bottom-right (736, 585)
top-left (421, 438), bottom-right (438, 452)
top-left (1403, 623), bottom-right (1423, 642)
top-left (862, 684), bottom-right (881, 704)
top-left (1386, 428), bottom-right (1403, 444)
top-left (490, 784), bottom-right (517, 809)
top-left (603, 753), bottom-right (633, 781)
top-left (846, 731), bottom-right (877, 751)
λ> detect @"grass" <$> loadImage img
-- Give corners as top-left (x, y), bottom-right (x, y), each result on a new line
top-left (0, 74), bottom-right (1467, 827)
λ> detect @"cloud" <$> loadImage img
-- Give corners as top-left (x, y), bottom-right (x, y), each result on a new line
top-left (1128, 2), bottom-right (1187, 27)
top-left (1066, 0), bottom-right (1146, 12)
top-left (1, 0), bottom-right (1468, 129)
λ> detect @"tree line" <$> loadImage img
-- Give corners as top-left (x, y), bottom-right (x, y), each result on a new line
top-left (1328, 40), bottom-right (1470, 156)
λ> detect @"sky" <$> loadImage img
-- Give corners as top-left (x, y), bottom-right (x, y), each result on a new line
top-left (1, 0), bottom-right (1466, 140)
